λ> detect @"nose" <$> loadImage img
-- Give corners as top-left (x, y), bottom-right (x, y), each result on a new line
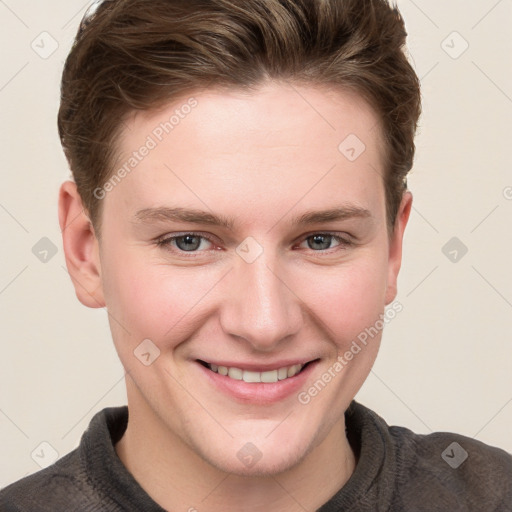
top-left (219, 248), bottom-right (303, 352)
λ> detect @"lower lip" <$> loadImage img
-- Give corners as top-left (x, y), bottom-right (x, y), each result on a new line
top-left (195, 360), bottom-right (319, 405)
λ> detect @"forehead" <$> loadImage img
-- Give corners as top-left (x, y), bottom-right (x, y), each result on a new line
top-left (107, 82), bottom-right (386, 226)
top-left (122, 81), bottom-right (383, 156)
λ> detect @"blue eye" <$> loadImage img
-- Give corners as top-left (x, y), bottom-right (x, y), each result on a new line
top-left (156, 234), bottom-right (214, 252)
top-left (155, 232), bottom-right (353, 256)
top-left (302, 234), bottom-right (351, 251)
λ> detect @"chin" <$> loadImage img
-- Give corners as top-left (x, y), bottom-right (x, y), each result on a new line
top-left (198, 432), bottom-right (316, 477)
top-left (210, 448), bottom-right (308, 478)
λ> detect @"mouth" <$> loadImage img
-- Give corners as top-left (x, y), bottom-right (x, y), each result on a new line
top-left (197, 359), bottom-right (317, 383)
top-left (196, 357), bottom-right (320, 404)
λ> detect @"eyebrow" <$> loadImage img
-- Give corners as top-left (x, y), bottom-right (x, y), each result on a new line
top-left (133, 205), bottom-right (372, 230)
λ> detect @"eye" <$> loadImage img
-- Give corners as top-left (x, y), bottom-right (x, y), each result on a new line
top-left (155, 232), bottom-right (353, 256)
top-left (156, 233), bottom-right (215, 253)
top-left (299, 233), bottom-right (353, 252)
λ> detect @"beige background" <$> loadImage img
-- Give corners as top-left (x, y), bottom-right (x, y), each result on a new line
top-left (1, 0), bottom-right (511, 487)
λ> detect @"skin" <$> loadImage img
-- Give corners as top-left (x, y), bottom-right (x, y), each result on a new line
top-left (59, 81), bottom-right (412, 512)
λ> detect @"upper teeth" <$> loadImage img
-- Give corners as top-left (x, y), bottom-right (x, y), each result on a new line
top-left (208, 363), bottom-right (304, 383)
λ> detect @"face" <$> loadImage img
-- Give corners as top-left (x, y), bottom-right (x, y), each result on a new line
top-left (68, 82), bottom-right (410, 476)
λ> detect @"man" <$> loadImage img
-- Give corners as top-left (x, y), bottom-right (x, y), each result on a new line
top-left (1, 0), bottom-right (511, 510)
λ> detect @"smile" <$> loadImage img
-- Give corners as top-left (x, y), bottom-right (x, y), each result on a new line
top-left (196, 358), bottom-right (319, 404)
top-left (199, 361), bottom-right (307, 383)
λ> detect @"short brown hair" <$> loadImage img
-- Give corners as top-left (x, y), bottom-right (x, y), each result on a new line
top-left (58, 0), bottom-right (421, 236)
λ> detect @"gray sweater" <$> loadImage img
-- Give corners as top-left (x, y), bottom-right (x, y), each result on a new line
top-left (1, 400), bottom-right (511, 511)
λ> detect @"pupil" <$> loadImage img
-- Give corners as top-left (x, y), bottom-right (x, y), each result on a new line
top-left (311, 235), bottom-right (330, 250)
top-left (179, 235), bottom-right (200, 251)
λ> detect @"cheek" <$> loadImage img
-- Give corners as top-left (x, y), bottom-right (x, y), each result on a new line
top-left (294, 253), bottom-right (389, 344)
top-left (101, 249), bottom-right (221, 344)
top-left (101, 238), bottom-right (389, 356)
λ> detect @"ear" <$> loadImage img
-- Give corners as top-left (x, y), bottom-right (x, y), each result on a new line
top-left (58, 181), bottom-right (105, 308)
top-left (385, 190), bottom-right (413, 305)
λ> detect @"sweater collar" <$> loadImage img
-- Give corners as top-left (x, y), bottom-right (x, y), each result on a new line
top-left (317, 400), bottom-right (397, 511)
top-left (80, 405), bottom-right (166, 511)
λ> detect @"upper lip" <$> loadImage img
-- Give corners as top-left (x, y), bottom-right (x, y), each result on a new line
top-left (196, 358), bottom-right (318, 372)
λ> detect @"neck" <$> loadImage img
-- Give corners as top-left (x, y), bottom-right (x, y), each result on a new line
top-left (115, 385), bottom-right (357, 512)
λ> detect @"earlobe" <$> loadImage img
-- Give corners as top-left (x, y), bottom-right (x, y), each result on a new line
top-left (58, 181), bottom-right (105, 308)
top-left (385, 191), bottom-right (413, 305)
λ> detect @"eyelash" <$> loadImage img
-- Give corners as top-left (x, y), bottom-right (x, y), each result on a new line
top-left (155, 232), bottom-right (354, 256)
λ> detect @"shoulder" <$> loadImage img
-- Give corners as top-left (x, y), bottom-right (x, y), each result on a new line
top-left (0, 406), bottom-right (129, 512)
top-left (0, 449), bottom-right (99, 512)
top-left (389, 424), bottom-right (512, 510)
top-left (346, 401), bottom-right (512, 511)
